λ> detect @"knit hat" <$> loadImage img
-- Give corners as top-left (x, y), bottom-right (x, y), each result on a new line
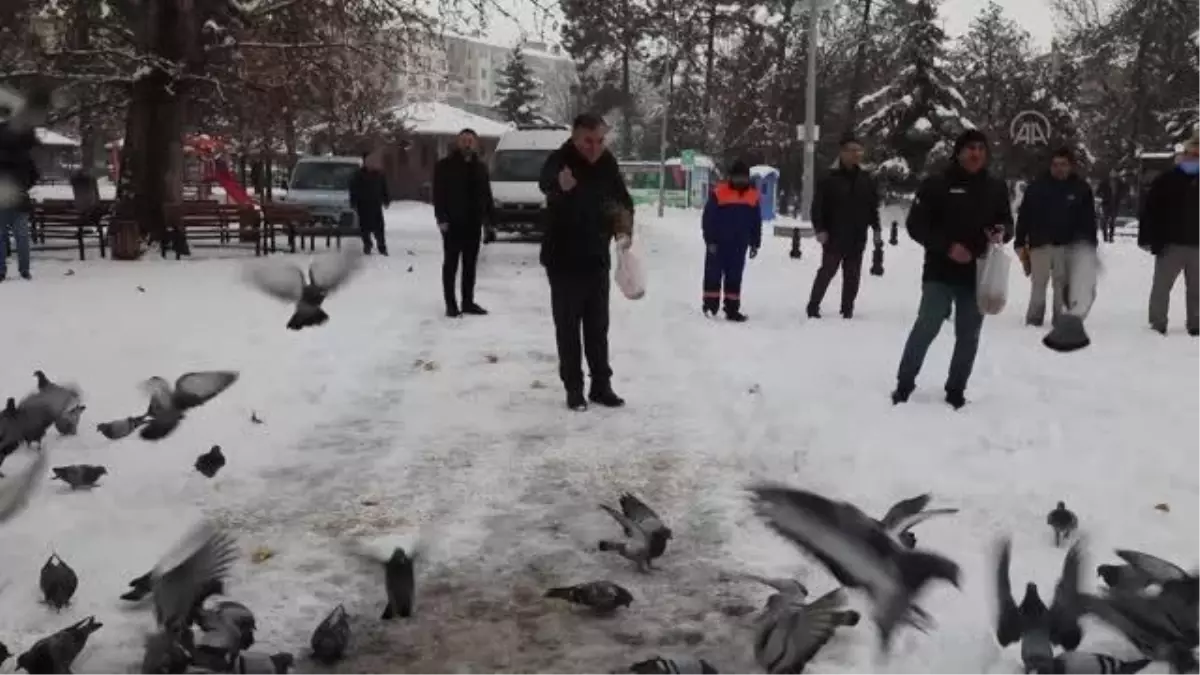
top-left (953, 129), bottom-right (989, 156)
top-left (728, 160), bottom-right (750, 177)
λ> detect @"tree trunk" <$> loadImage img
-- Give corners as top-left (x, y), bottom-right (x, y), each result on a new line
top-left (701, 0), bottom-right (718, 120)
top-left (844, 0), bottom-right (874, 128)
top-left (619, 0), bottom-right (633, 160)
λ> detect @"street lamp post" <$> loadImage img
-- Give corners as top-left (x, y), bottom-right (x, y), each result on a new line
top-left (800, 0), bottom-right (820, 224)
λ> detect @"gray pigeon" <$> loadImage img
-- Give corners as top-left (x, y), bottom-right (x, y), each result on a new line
top-left (754, 587), bottom-right (860, 674)
top-left (310, 604), bottom-right (350, 665)
top-left (16, 615), bottom-right (102, 674)
top-left (0, 397), bottom-right (22, 466)
top-left (1080, 580), bottom-right (1198, 672)
top-left (52, 464), bottom-right (107, 489)
top-left (876, 493), bottom-right (960, 549)
top-left (40, 553), bottom-right (79, 610)
top-left (616, 493), bottom-right (673, 558)
top-left (194, 446), bottom-right (226, 479)
top-left (748, 483), bottom-right (960, 651)
top-left (97, 415), bottom-right (149, 440)
top-left (546, 580), bottom-right (634, 613)
top-left (243, 249), bottom-right (365, 330)
top-left (137, 371), bottom-right (240, 441)
top-left (1100, 550), bottom-right (1198, 598)
top-left (53, 404), bottom-right (86, 436)
top-left (1047, 502), bottom-right (1078, 547)
top-left (1050, 652), bottom-right (1151, 674)
top-left (193, 602), bottom-right (251, 672)
top-left (598, 500), bottom-right (654, 572)
top-left (994, 536), bottom-right (1083, 672)
top-left (0, 446), bottom-right (48, 525)
top-left (742, 574), bottom-right (809, 600)
top-left (381, 547), bottom-right (415, 620)
top-left (628, 656), bottom-right (719, 673)
top-left (4, 373), bottom-right (82, 450)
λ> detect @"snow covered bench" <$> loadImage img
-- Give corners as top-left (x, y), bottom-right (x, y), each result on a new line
top-left (29, 199), bottom-right (112, 260)
top-left (164, 202), bottom-right (267, 259)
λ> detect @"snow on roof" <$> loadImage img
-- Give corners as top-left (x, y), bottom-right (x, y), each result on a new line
top-left (391, 101), bottom-right (512, 138)
top-left (750, 165), bottom-right (779, 177)
top-left (37, 128), bottom-right (79, 146)
top-left (441, 31), bottom-right (572, 63)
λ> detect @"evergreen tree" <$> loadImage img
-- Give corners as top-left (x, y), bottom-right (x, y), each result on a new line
top-left (493, 45), bottom-right (543, 125)
top-left (951, 1), bottom-right (1034, 137)
top-left (1026, 43), bottom-right (1093, 172)
top-left (855, 0), bottom-right (973, 177)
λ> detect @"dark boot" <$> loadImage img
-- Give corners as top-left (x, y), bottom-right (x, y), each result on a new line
top-left (588, 381), bottom-right (625, 408)
top-left (702, 299), bottom-right (719, 317)
top-left (806, 304), bottom-right (821, 319)
top-left (891, 382), bottom-right (914, 405)
top-left (840, 307), bottom-right (853, 319)
top-left (566, 389), bottom-right (588, 411)
top-left (1190, 327), bottom-right (1199, 337)
top-left (945, 389), bottom-right (967, 410)
top-left (1151, 323), bottom-right (1167, 335)
top-left (724, 300), bottom-right (747, 322)
top-left (462, 302), bottom-right (488, 315)
top-left (446, 302), bottom-right (461, 318)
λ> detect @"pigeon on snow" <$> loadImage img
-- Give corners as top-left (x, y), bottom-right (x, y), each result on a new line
top-left (1, 371), bottom-right (83, 451)
top-left (380, 547), bottom-right (416, 620)
top-left (993, 536), bottom-right (1083, 673)
top-left (98, 371), bottom-right (239, 442)
top-left (1098, 549), bottom-right (1198, 597)
top-left (195, 446), bottom-right (226, 478)
top-left (1047, 501), bottom-right (1079, 547)
top-left (598, 493), bottom-right (671, 572)
top-left (16, 615), bottom-right (102, 674)
top-left (748, 483), bottom-right (961, 651)
top-left (52, 464), bottom-right (107, 489)
top-left (243, 248), bottom-right (366, 330)
top-left (40, 553), bottom-right (79, 610)
top-left (310, 604), bottom-right (351, 665)
top-left (545, 580), bottom-right (634, 613)
top-left (754, 587), bottom-right (860, 674)
top-left (53, 404), bottom-right (86, 436)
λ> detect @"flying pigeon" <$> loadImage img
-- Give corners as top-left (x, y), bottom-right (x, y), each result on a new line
top-left (628, 656), bottom-right (719, 673)
top-left (243, 249), bottom-right (366, 330)
top-left (1100, 549), bottom-right (1199, 598)
top-left (754, 587), bottom-right (860, 674)
top-left (545, 580), bottom-right (634, 613)
top-left (994, 536), bottom-right (1083, 673)
top-left (598, 493), bottom-right (671, 572)
top-left (128, 371), bottom-right (240, 441)
top-left (310, 604), bottom-right (350, 665)
top-left (40, 553), bottom-right (79, 610)
top-left (52, 464), bottom-right (107, 489)
top-left (876, 493), bottom-right (960, 549)
top-left (742, 574), bottom-right (809, 600)
top-left (16, 616), bottom-right (102, 675)
top-left (1047, 502), bottom-right (1078, 547)
top-left (748, 483), bottom-right (961, 651)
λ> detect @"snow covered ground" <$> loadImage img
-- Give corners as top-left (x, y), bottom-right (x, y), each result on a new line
top-left (0, 202), bottom-right (1195, 673)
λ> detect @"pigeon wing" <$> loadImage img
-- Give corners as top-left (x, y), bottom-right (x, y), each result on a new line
top-left (309, 249), bottom-right (365, 294)
top-left (140, 377), bottom-right (176, 416)
top-left (172, 371), bottom-right (240, 410)
top-left (742, 573), bottom-right (809, 598)
top-left (994, 536), bottom-right (1022, 646)
top-left (0, 449), bottom-right (47, 525)
top-left (243, 259), bottom-right (305, 302)
top-left (152, 520), bottom-right (239, 632)
top-left (600, 502), bottom-right (643, 539)
top-left (890, 507), bottom-right (960, 538)
top-left (1115, 550), bottom-right (1189, 584)
top-left (878, 493), bottom-right (932, 530)
top-left (619, 492), bottom-right (665, 529)
top-left (1049, 540), bottom-right (1084, 649)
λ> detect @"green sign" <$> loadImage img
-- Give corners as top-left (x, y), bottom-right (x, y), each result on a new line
top-left (681, 149), bottom-right (696, 168)
top-left (629, 188), bottom-right (689, 208)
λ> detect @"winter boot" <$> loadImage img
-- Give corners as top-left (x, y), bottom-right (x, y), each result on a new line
top-left (1189, 326), bottom-right (1199, 337)
top-left (806, 304), bottom-right (821, 319)
top-left (891, 382), bottom-right (914, 405)
top-left (724, 300), bottom-right (747, 322)
top-left (566, 389), bottom-right (588, 411)
top-left (446, 302), bottom-right (461, 318)
top-left (840, 307), bottom-right (854, 319)
top-left (462, 302), bottom-right (489, 315)
top-left (945, 389), bottom-right (967, 410)
top-left (589, 381), bottom-right (626, 408)
top-left (1150, 322), bottom-right (1167, 335)
top-left (702, 298), bottom-right (719, 317)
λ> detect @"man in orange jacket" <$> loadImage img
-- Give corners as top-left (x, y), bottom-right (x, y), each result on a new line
top-left (701, 161), bottom-right (763, 322)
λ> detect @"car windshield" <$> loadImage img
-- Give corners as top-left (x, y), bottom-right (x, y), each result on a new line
top-left (290, 162), bottom-right (358, 191)
top-left (492, 150), bottom-right (553, 182)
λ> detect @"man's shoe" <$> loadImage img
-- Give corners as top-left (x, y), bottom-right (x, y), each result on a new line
top-left (840, 308), bottom-right (853, 319)
top-left (446, 305), bottom-right (461, 318)
top-left (891, 383), bottom-right (914, 405)
top-left (725, 310), bottom-right (748, 322)
top-left (378, 247), bottom-right (389, 256)
top-left (806, 304), bottom-right (821, 319)
top-left (1151, 323), bottom-right (1167, 335)
top-left (1189, 327), bottom-right (1199, 337)
top-left (1025, 317), bottom-right (1044, 327)
top-left (566, 390), bottom-right (588, 411)
top-left (945, 389), bottom-right (967, 410)
top-left (19, 271), bottom-right (30, 281)
top-left (462, 302), bottom-right (488, 315)
top-left (588, 385), bottom-right (625, 408)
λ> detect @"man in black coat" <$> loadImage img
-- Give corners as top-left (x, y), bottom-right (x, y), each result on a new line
top-left (1140, 130), bottom-right (1199, 336)
top-left (433, 128), bottom-right (495, 317)
top-left (1014, 147), bottom-right (1097, 327)
top-left (0, 88), bottom-right (49, 282)
top-left (539, 113), bottom-right (634, 411)
top-left (806, 132), bottom-right (882, 319)
top-left (892, 129), bottom-right (1013, 410)
top-left (349, 150), bottom-right (390, 255)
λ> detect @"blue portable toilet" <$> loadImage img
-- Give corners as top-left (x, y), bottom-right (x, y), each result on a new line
top-left (750, 165), bottom-right (780, 221)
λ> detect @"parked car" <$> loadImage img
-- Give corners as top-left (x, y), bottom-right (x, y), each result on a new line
top-left (488, 124), bottom-right (570, 241)
top-left (278, 155), bottom-right (362, 225)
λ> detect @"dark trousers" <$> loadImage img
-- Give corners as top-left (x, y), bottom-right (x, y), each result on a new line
top-left (358, 212), bottom-right (387, 254)
top-left (896, 281), bottom-right (984, 393)
top-left (702, 244), bottom-right (748, 312)
top-left (808, 245), bottom-right (864, 312)
top-left (548, 270), bottom-right (612, 392)
top-left (442, 227), bottom-right (481, 308)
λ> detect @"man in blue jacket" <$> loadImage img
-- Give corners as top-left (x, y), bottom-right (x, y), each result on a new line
top-left (1014, 147), bottom-right (1097, 327)
top-left (701, 160), bottom-right (762, 322)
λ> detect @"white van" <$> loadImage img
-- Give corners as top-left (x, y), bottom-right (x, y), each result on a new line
top-left (489, 124), bottom-right (570, 240)
top-left (280, 155), bottom-right (362, 225)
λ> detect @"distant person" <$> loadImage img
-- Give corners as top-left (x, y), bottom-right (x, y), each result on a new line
top-left (1097, 175), bottom-right (1117, 243)
top-left (1014, 147), bottom-right (1097, 327)
top-left (806, 132), bottom-right (881, 320)
top-left (892, 129), bottom-right (1013, 410)
top-left (539, 113), bottom-right (634, 411)
top-left (700, 160), bottom-right (762, 321)
top-left (1139, 130), bottom-right (1199, 336)
top-left (0, 88), bottom-right (50, 282)
top-left (349, 150), bottom-right (390, 256)
top-left (433, 128), bottom-right (494, 317)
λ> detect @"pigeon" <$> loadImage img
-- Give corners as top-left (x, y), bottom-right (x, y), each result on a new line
top-left (52, 464), bottom-right (107, 489)
top-left (121, 570), bottom-right (154, 602)
top-left (53, 404), bottom-right (86, 436)
top-left (193, 600), bottom-right (256, 671)
top-left (16, 615), bottom-right (103, 674)
top-left (628, 656), bottom-right (719, 673)
top-left (137, 371), bottom-right (240, 441)
top-left (243, 248), bottom-right (366, 330)
top-left (1047, 502), bottom-right (1078, 547)
top-left (381, 547), bottom-right (415, 620)
top-left (0, 446), bottom-right (48, 525)
top-left (195, 446), bottom-right (226, 478)
top-left (0, 640), bottom-right (9, 668)
top-left (876, 493), bottom-right (960, 549)
top-left (599, 494), bottom-right (670, 572)
top-left (754, 587), bottom-right (861, 674)
top-left (545, 581), bottom-right (634, 613)
top-left (742, 574), bottom-right (809, 600)
top-left (615, 493), bottom-right (673, 559)
top-left (1050, 652), bottom-right (1152, 674)
top-left (1101, 550), bottom-right (1198, 598)
top-left (0, 397), bottom-right (20, 464)
top-left (209, 600), bottom-right (257, 650)
top-left (233, 651), bottom-right (294, 674)
top-left (310, 604), bottom-right (350, 665)
top-left (994, 536), bottom-right (1084, 672)
top-left (96, 415), bottom-right (149, 440)
top-left (3, 373), bottom-right (82, 450)
top-left (250, 411), bottom-right (264, 425)
top-left (40, 553), bottom-right (79, 610)
top-left (748, 484), bottom-right (960, 651)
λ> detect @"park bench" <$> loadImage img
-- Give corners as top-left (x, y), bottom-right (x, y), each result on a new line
top-left (29, 199), bottom-right (113, 260)
top-left (261, 203), bottom-right (357, 253)
top-left (163, 201), bottom-right (268, 259)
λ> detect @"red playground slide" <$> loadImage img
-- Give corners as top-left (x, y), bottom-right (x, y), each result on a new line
top-left (210, 160), bottom-right (255, 205)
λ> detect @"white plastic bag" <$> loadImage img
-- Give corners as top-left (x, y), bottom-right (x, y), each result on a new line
top-left (614, 241), bottom-right (646, 300)
top-left (976, 243), bottom-right (1011, 315)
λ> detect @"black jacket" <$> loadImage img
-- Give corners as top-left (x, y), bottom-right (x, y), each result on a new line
top-left (811, 164), bottom-right (881, 251)
top-left (1015, 173), bottom-right (1097, 248)
top-left (432, 151), bottom-right (494, 232)
top-left (538, 141), bottom-right (634, 272)
top-left (348, 167), bottom-right (390, 228)
top-left (906, 164), bottom-right (1014, 287)
top-left (1138, 166), bottom-right (1199, 252)
top-left (0, 122), bottom-right (41, 213)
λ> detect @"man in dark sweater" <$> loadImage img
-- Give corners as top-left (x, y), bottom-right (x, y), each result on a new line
top-left (1014, 147), bottom-right (1097, 326)
top-left (1140, 130), bottom-right (1200, 336)
top-left (892, 129), bottom-right (1014, 410)
top-left (539, 113), bottom-right (634, 411)
top-left (806, 132), bottom-right (882, 319)
top-left (433, 129), bottom-right (495, 317)
top-left (348, 149), bottom-right (390, 256)
top-left (0, 89), bottom-right (49, 282)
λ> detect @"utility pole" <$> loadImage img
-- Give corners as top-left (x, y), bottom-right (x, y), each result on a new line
top-left (658, 68), bottom-right (671, 218)
top-left (800, 0), bottom-right (820, 223)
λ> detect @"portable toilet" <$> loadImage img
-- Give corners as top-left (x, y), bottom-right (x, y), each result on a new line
top-left (750, 165), bottom-right (780, 221)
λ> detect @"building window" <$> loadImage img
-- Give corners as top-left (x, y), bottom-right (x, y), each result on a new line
top-left (480, 67), bottom-right (487, 79)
